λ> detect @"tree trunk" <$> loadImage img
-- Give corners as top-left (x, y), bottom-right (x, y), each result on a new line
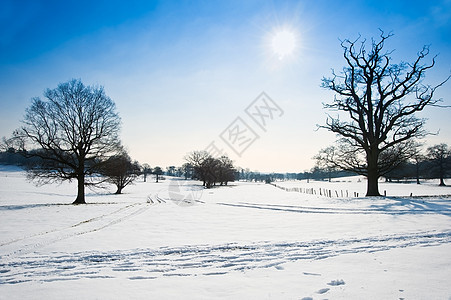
top-left (115, 185), bottom-right (123, 194)
top-left (439, 163), bottom-right (446, 186)
top-left (366, 151), bottom-right (381, 196)
top-left (366, 171), bottom-right (380, 196)
top-left (73, 174), bottom-right (86, 204)
top-left (416, 162), bottom-right (421, 184)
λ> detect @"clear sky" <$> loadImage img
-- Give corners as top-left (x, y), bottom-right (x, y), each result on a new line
top-left (1, 0), bottom-right (450, 173)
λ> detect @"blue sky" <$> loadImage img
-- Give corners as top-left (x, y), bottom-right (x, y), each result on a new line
top-left (1, 0), bottom-right (450, 172)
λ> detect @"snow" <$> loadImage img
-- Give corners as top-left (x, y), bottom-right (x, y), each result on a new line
top-left (1, 167), bottom-right (451, 299)
top-left (276, 175), bottom-right (451, 197)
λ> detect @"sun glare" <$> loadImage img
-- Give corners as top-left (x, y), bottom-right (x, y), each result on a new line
top-left (271, 29), bottom-right (296, 60)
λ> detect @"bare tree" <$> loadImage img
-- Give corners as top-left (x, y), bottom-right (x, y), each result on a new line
top-left (181, 162), bottom-right (194, 180)
top-left (166, 166), bottom-right (176, 176)
top-left (185, 151), bottom-right (236, 188)
top-left (141, 163), bottom-right (152, 182)
top-left (320, 31), bottom-right (449, 196)
top-left (7, 79), bottom-right (121, 204)
top-left (153, 166), bottom-right (163, 183)
top-left (426, 143), bottom-right (450, 186)
top-left (216, 155), bottom-right (236, 186)
top-left (185, 151), bottom-right (211, 186)
top-left (409, 143), bottom-right (425, 184)
top-left (315, 140), bottom-right (416, 182)
top-left (99, 151), bottom-right (141, 194)
top-left (313, 147), bottom-right (339, 182)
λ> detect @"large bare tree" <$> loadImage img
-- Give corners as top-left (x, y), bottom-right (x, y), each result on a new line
top-left (8, 79), bottom-right (121, 204)
top-left (320, 31), bottom-right (449, 196)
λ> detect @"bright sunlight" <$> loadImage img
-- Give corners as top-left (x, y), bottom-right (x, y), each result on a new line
top-left (271, 29), bottom-right (296, 60)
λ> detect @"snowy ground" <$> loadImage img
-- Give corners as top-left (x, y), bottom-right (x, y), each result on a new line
top-left (1, 166), bottom-right (451, 299)
top-left (276, 175), bottom-right (451, 198)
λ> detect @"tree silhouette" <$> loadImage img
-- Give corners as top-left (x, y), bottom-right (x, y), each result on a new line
top-left (427, 144), bottom-right (450, 186)
top-left (153, 166), bottom-right (163, 183)
top-left (141, 163), bottom-right (152, 182)
top-left (7, 79), bottom-right (121, 204)
top-left (185, 151), bottom-right (236, 188)
top-left (99, 151), bottom-right (141, 194)
top-left (320, 31), bottom-right (449, 196)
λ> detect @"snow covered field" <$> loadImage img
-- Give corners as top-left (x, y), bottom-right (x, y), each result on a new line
top-left (1, 166), bottom-right (451, 299)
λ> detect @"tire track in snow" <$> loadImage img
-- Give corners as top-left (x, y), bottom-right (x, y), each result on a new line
top-left (0, 202), bottom-right (153, 259)
top-left (217, 202), bottom-right (451, 215)
top-left (0, 203), bottom-right (146, 248)
top-left (1, 230), bottom-right (450, 284)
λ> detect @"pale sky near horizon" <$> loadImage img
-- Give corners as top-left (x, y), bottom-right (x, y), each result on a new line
top-left (1, 0), bottom-right (450, 173)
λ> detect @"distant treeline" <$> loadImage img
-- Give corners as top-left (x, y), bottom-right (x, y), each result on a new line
top-left (382, 160), bottom-right (451, 183)
top-left (0, 149), bottom-right (348, 182)
top-left (2, 148), bottom-right (449, 183)
top-left (234, 169), bottom-right (356, 183)
top-left (0, 148), bottom-right (37, 167)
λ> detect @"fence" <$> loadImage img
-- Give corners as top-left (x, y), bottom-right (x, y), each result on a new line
top-left (270, 183), bottom-right (360, 198)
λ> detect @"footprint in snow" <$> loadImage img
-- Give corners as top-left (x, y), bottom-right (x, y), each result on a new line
top-left (303, 272), bottom-right (321, 276)
top-left (317, 288), bottom-right (330, 294)
top-left (327, 279), bottom-right (345, 286)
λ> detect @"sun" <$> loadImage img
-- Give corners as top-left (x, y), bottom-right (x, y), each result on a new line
top-left (271, 29), bottom-right (297, 60)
